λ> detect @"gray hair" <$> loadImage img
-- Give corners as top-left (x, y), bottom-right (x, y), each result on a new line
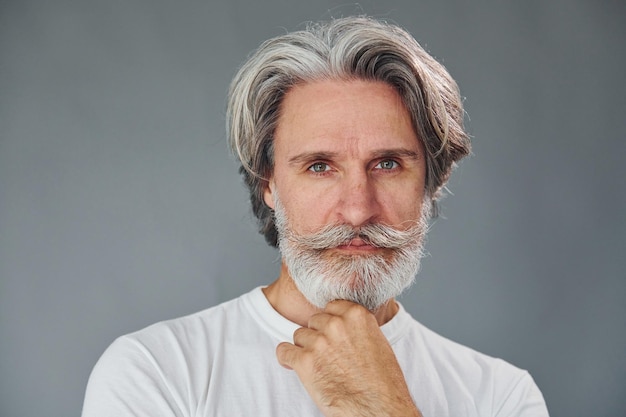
top-left (227, 16), bottom-right (471, 247)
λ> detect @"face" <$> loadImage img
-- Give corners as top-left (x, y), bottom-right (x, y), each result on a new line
top-left (264, 79), bottom-right (429, 310)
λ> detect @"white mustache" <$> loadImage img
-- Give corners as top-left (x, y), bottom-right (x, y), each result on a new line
top-left (284, 222), bottom-right (425, 250)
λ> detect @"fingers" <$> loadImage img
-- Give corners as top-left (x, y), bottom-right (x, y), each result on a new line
top-left (307, 312), bottom-right (334, 331)
top-left (276, 329), bottom-right (326, 371)
top-left (307, 301), bottom-right (375, 334)
top-left (323, 299), bottom-right (358, 315)
top-left (323, 299), bottom-right (373, 320)
top-left (278, 327), bottom-right (328, 370)
top-left (278, 301), bottom-right (375, 373)
top-left (293, 326), bottom-right (319, 347)
top-left (276, 342), bottom-right (298, 370)
top-left (323, 300), bottom-right (375, 326)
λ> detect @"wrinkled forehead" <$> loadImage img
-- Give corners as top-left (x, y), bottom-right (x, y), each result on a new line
top-left (274, 79), bottom-right (420, 153)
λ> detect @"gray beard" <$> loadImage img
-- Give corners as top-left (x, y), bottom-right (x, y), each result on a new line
top-left (273, 195), bottom-right (430, 311)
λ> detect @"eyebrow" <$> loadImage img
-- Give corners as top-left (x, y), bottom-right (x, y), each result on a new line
top-left (370, 148), bottom-right (420, 160)
top-left (288, 151), bottom-right (338, 166)
top-left (287, 148), bottom-right (420, 166)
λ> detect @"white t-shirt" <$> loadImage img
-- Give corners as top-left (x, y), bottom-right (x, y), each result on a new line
top-left (82, 287), bottom-right (548, 416)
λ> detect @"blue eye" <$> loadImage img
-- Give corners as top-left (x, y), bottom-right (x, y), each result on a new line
top-left (309, 162), bottom-right (330, 173)
top-left (376, 160), bottom-right (399, 170)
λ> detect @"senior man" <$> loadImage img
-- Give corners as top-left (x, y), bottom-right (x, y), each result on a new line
top-left (83, 16), bottom-right (549, 417)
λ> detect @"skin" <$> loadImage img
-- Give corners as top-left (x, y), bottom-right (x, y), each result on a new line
top-left (262, 79), bottom-right (425, 417)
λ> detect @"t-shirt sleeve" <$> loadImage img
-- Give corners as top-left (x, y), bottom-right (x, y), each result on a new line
top-left (494, 371), bottom-right (549, 417)
top-left (81, 336), bottom-right (187, 417)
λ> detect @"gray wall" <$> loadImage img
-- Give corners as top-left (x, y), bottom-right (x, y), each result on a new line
top-left (1, 1), bottom-right (624, 416)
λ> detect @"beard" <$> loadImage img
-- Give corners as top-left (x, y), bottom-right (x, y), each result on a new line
top-left (273, 195), bottom-right (430, 312)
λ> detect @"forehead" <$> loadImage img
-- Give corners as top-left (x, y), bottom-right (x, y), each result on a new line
top-left (274, 79), bottom-right (420, 158)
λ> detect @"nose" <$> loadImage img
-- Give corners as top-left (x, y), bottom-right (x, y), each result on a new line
top-left (336, 170), bottom-right (381, 227)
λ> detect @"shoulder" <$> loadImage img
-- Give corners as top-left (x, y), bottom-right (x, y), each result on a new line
top-left (82, 289), bottom-right (260, 417)
top-left (395, 312), bottom-right (549, 416)
top-left (398, 314), bottom-right (522, 375)
top-left (120, 287), bottom-right (260, 352)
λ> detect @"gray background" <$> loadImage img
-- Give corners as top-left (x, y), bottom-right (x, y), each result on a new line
top-left (1, 1), bottom-right (624, 416)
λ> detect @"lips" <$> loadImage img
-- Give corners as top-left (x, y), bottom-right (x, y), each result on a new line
top-left (336, 237), bottom-right (378, 251)
top-left (346, 237), bottom-right (369, 247)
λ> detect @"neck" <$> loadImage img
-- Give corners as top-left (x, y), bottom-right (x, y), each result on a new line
top-left (262, 262), bottom-right (399, 327)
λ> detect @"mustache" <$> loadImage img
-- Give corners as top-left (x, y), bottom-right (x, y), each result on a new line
top-left (284, 221), bottom-right (426, 250)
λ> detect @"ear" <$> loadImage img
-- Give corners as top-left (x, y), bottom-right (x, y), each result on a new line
top-left (263, 179), bottom-right (275, 210)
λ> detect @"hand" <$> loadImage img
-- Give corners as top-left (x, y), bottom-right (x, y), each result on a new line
top-left (276, 300), bottom-right (422, 417)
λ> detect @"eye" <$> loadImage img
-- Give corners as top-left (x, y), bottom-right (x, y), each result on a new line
top-left (308, 162), bottom-right (330, 173)
top-left (375, 160), bottom-right (399, 170)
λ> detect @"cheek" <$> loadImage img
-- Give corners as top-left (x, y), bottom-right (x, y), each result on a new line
top-left (380, 185), bottom-right (424, 223)
top-left (281, 187), bottom-right (339, 231)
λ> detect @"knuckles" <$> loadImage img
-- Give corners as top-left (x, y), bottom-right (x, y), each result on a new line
top-left (293, 327), bottom-right (308, 343)
top-left (311, 333), bottom-right (330, 351)
top-left (294, 327), bottom-right (330, 351)
top-left (343, 303), bottom-right (370, 320)
top-left (324, 315), bottom-right (345, 335)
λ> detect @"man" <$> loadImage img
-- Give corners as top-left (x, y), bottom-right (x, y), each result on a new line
top-left (83, 16), bottom-right (549, 416)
